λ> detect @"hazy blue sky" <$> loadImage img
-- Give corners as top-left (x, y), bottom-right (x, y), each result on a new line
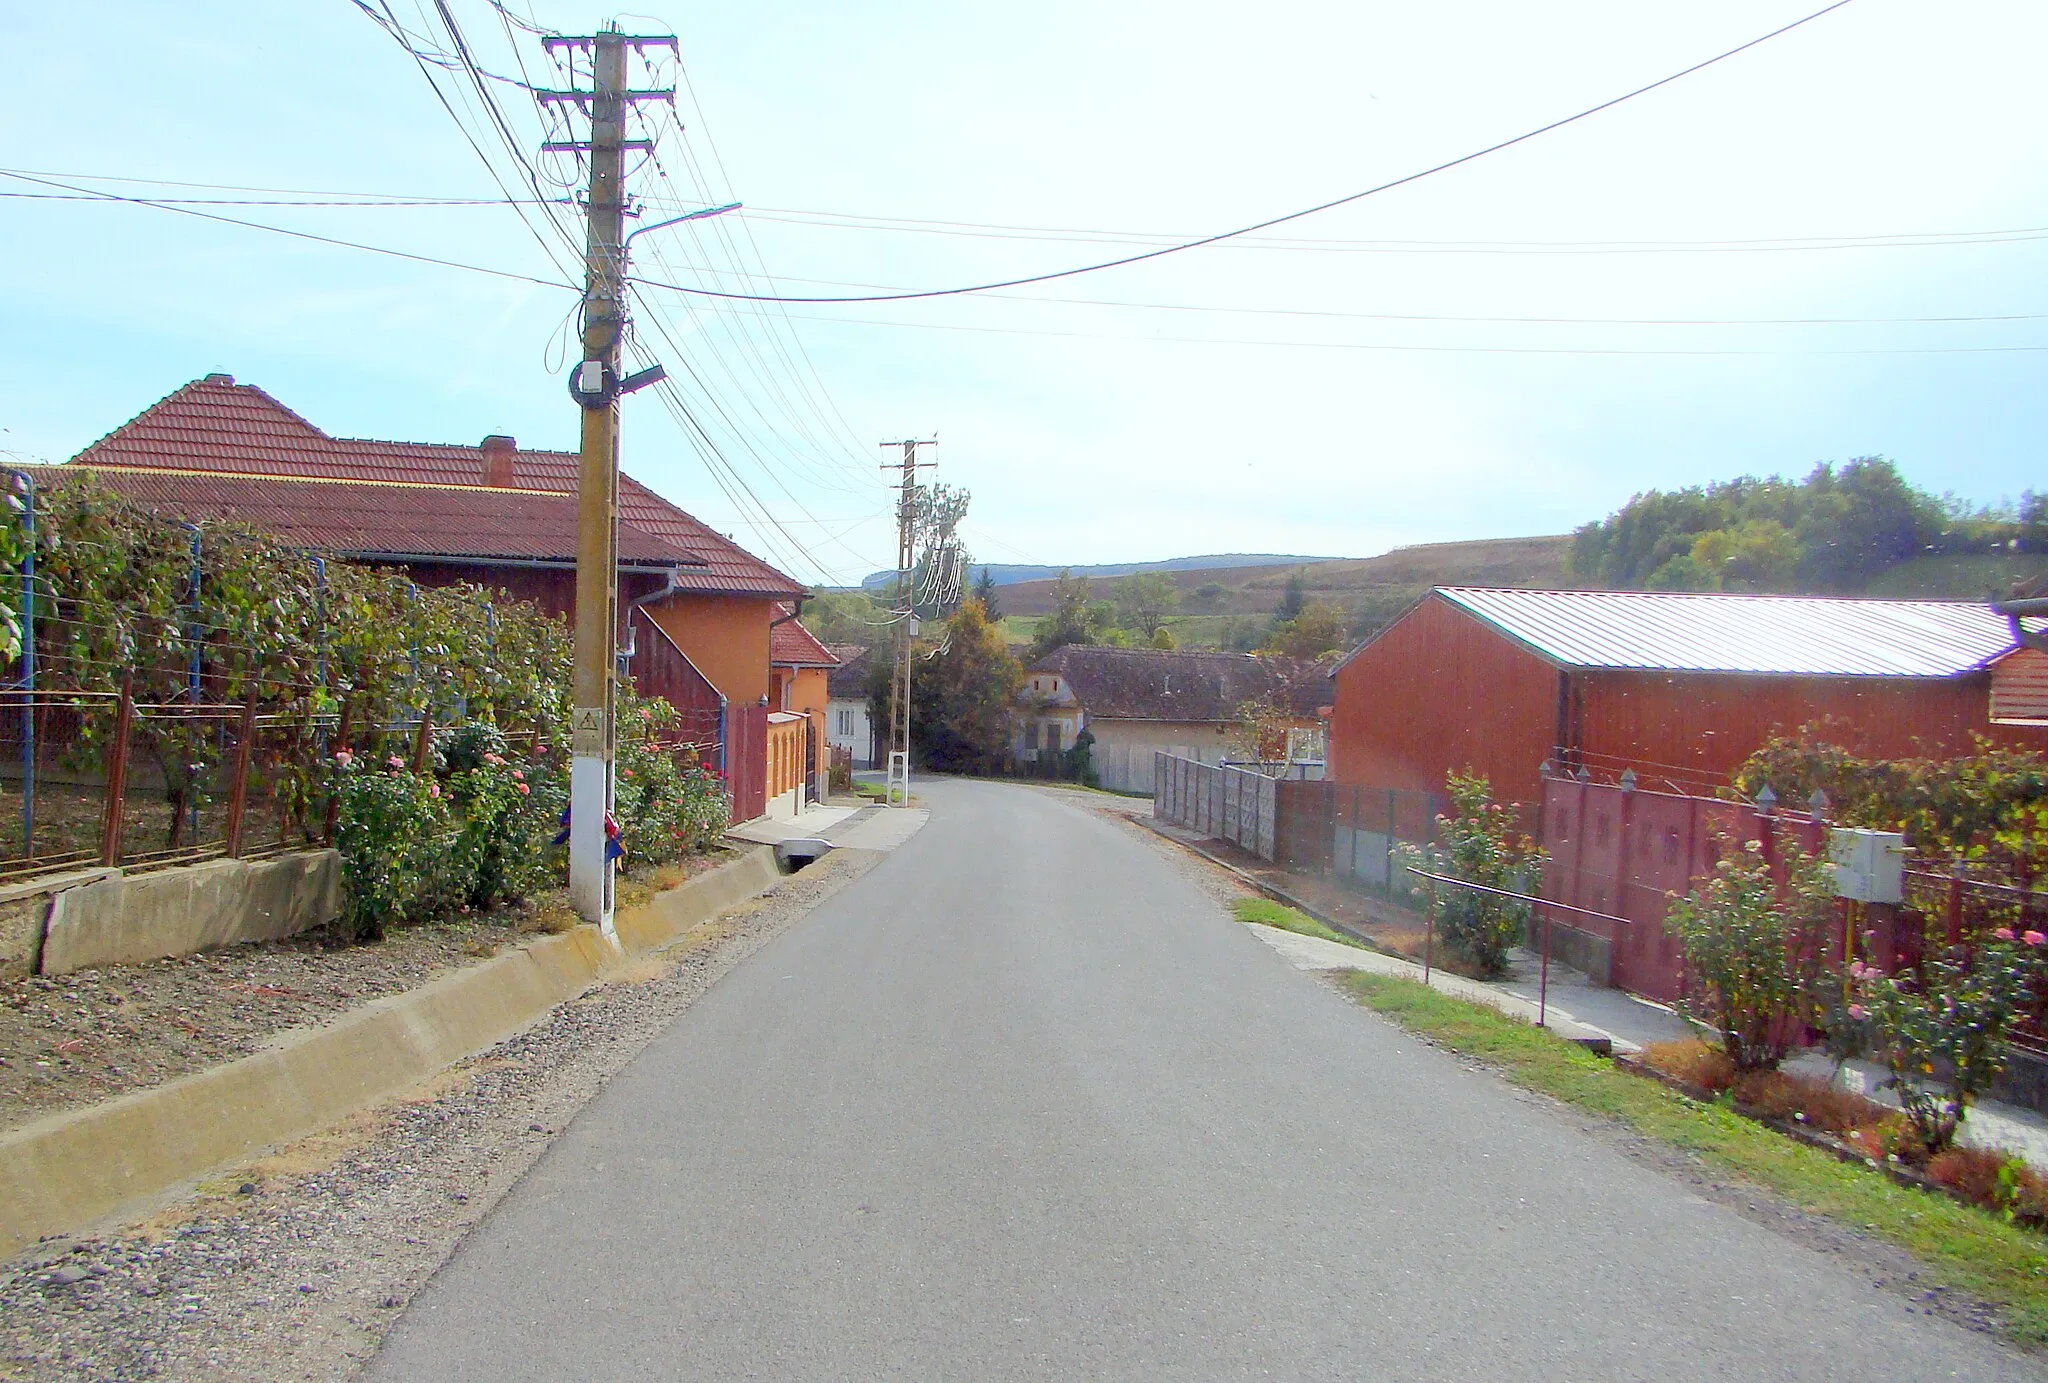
top-left (1, 1), bottom-right (2042, 584)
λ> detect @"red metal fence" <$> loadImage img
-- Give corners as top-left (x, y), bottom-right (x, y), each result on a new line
top-left (1537, 775), bottom-right (1830, 1002)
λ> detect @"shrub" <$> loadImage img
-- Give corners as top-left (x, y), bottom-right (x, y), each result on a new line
top-left (1395, 772), bottom-right (1545, 978)
top-left (331, 750), bottom-right (454, 941)
top-left (1666, 836), bottom-right (1835, 1073)
top-left (614, 697), bottom-right (730, 864)
top-left (1640, 1037), bottom-right (1736, 1093)
top-left (442, 728), bottom-right (556, 908)
top-left (1854, 930), bottom-right (2048, 1155)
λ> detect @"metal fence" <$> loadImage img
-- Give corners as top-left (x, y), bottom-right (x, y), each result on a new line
top-left (1153, 753), bottom-right (1278, 860)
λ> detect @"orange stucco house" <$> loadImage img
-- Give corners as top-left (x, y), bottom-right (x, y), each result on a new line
top-left (58, 374), bottom-right (834, 821)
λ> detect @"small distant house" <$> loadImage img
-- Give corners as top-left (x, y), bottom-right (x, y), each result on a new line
top-left (1016, 646), bottom-right (1331, 793)
top-left (1329, 586), bottom-right (2048, 805)
top-left (824, 644), bottom-right (876, 768)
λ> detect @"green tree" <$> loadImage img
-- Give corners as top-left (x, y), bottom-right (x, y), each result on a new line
top-left (897, 599), bottom-right (1022, 773)
top-left (1264, 601), bottom-right (1347, 658)
top-left (1111, 571), bottom-right (1180, 637)
top-left (1150, 625), bottom-right (1177, 650)
top-left (1275, 570), bottom-right (1308, 623)
top-left (1684, 518), bottom-right (1803, 592)
top-left (1027, 570), bottom-right (1099, 659)
top-left (973, 567), bottom-right (1001, 620)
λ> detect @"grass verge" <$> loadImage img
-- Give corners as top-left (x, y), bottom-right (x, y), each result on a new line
top-left (1232, 896), bottom-right (1371, 950)
top-left (1338, 970), bottom-right (2048, 1346)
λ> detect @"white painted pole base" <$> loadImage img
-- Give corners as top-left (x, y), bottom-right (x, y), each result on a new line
top-left (885, 750), bottom-right (910, 807)
top-left (569, 752), bottom-right (613, 937)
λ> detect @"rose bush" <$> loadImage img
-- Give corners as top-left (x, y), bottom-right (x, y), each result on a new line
top-left (1395, 772), bottom-right (1545, 978)
top-left (1667, 836), bottom-right (1836, 1073)
top-left (1854, 927), bottom-right (2048, 1155)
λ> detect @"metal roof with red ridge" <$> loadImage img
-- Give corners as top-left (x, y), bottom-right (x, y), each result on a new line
top-left (769, 604), bottom-right (840, 668)
top-left (1334, 587), bottom-right (2029, 680)
top-left (71, 375), bottom-right (806, 597)
top-left (38, 466), bottom-right (701, 569)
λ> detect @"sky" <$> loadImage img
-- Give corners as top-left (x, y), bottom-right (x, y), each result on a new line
top-left (1, 0), bottom-right (2043, 586)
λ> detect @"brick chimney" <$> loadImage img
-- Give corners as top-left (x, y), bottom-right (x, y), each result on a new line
top-left (479, 434), bottom-right (517, 488)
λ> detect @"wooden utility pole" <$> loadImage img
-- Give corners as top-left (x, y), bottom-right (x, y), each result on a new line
top-left (880, 439), bottom-right (934, 805)
top-left (541, 25), bottom-right (675, 926)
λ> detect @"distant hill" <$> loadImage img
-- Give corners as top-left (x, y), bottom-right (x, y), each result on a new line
top-left (996, 535), bottom-right (1574, 624)
top-left (856, 553), bottom-right (1340, 591)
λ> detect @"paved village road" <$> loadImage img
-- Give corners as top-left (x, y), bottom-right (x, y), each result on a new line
top-left (368, 780), bottom-right (2041, 1382)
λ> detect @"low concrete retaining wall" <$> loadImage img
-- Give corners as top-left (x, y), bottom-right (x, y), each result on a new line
top-left (39, 851), bottom-right (343, 977)
top-left (0, 846), bottom-right (783, 1261)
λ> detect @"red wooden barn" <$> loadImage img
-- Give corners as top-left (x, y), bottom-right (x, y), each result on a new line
top-left (1329, 587), bottom-right (2048, 804)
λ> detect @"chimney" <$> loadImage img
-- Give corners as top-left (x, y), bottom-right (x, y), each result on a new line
top-left (480, 434), bottom-right (517, 488)
top-left (203, 373), bottom-right (235, 385)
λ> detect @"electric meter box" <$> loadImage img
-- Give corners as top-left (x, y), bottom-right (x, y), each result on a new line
top-left (1828, 827), bottom-right (1906, 904)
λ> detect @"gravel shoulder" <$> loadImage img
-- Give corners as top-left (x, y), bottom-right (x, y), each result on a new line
top-left (0, 847), bottom-right (879, 1382)
top-left (0, 853), bottom-right (728, 1135)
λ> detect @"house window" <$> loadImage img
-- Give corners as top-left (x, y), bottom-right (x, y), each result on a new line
top-left (836, 708), bottom-right (852, 736)
top-left (1046, 723), bottom-right (1062, 755)
top-left (1025, 721), bottom-right (1041, 751)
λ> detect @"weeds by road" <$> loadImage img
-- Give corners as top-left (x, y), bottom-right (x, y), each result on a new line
top-left (1231, 896), bottom-right (1371, 950)
top-left (1338, 969), bottom-right (2048, 1347)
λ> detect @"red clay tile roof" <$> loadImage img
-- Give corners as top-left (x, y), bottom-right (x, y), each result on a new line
top-left (770, 605), bottom-right (840, 668)
top-left (43, 466), bottom-right (700, 568)
top-left (72, 376), bottom-right (805, 597)
top-left (1026, 646), bottom-right (1332, 721)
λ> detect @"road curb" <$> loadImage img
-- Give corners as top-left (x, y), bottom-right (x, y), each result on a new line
top-left (0, 846), bottom-right (784, 1262)
top-left (1133, 816), bottom-right (1385, 949)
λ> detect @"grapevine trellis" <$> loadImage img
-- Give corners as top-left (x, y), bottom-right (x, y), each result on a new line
top-left (0, 467), bottom-right (657, 879)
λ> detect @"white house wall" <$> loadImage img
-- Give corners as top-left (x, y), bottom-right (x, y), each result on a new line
top-left (1085, 721), bottom-right (1234, 794)
top-left (827, 696), bottom-right (874, 768)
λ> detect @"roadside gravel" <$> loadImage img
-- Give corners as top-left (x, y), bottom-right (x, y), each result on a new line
top-left (0, 846), bottom-right (880, 1382)
top-left (0, 854), bottom-right (727, 1135)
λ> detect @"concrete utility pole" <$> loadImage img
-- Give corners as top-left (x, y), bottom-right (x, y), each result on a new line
top-left (880, 439), bottom-right (935, 805)
top-left (541, 25), bottom-right (675, 928)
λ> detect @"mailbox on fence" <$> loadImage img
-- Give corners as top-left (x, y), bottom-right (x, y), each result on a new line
top-left (1828, 827), bottom-right (1906, 904)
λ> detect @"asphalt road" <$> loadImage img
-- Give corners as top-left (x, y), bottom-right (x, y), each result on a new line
top-left (368, 780), bottom-right (2042, 1381)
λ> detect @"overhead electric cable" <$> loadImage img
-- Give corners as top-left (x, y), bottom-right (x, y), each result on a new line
top-left (629, 0), bottom-right (1863, 304)
top-left (0, 169), bottom-right (573, 288)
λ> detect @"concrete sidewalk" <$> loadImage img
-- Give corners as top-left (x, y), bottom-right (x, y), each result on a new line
top-left (1243, 922), bottom-right (2048, 1168)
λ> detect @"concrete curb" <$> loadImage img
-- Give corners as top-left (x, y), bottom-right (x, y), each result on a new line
top-left (0, 846), bottom-right (784, 1262)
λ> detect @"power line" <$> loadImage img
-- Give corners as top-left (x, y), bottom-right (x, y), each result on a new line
top-left (628, 0), bottom-right (1865, 304)
top-left (724, 308), bottom-right (2048, 357)
top-left (0, 169), bottom-right (573, 288)
top-left (15, 163), bottom-right (2048, 256)
top-left (733, 208), bottom-right (2048, 257)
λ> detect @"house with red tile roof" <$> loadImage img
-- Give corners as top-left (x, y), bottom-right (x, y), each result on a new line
top-left (53, 373), bottom-right (832, 821)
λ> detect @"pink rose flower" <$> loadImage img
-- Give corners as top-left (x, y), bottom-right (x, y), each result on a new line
top-left (511, 769), bottom-right (525, 781)
top-left (1848, 1004), bottom-right (1867, 1021)
top-left (1995, 927), bottom-right (2016, 941)
top-left (388, 755), bottom-right (405, 769)
top-left (1848, 961), bottom-right (1866, 979)
top-left (2026, 931), bottom-right (2046, 948)
top-left (427, 783), bottom-right (441, 799)
top-left (620, 769), bottom-right (633, 779)
top-left (515, 782), bottom-right (530, 796)
top-left (333, 749), bottom-right (353, 766)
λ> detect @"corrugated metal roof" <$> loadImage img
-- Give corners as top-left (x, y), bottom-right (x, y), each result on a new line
top-left (72, 376), bottom-right (806, 598)
top-left (44, 467), bottom-right (701, 568)
top-left (1435, 587), bottom-right (2021, 678)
